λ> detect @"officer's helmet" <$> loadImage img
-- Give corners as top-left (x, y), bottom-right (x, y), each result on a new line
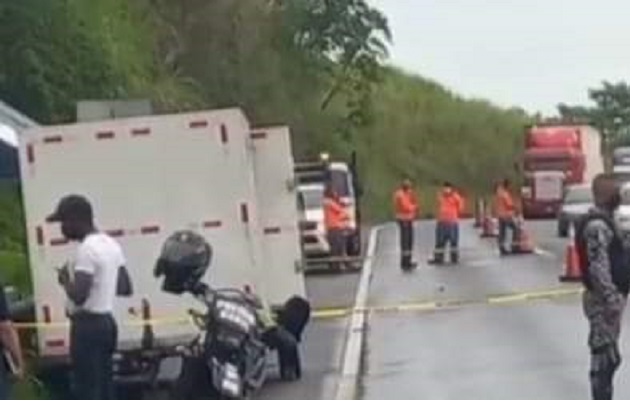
top-left (154, 230), bottom-right (212, 294)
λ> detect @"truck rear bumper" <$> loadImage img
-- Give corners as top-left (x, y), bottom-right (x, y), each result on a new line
top-left (522, 199), bottom-right (561, 218)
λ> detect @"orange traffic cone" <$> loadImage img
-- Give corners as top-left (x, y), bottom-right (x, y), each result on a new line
top-left (560, 225), bottom-right (582, 282)
top-left (480, 211), bottom-right (498, 238)
top-left (512, 218), bottom-right (534, 254)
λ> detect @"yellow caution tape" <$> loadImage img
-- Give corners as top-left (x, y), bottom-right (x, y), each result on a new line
top-left (12, 286), bottom-right (584, 330)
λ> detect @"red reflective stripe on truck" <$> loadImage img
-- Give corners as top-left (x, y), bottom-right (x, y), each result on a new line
top-left (36, 227), bottom-right (44, 246)
top-left (203, 220), bottom-right (222, 228)
top-left (189, 120), bottom-right (208, 129)
top-left (106, 229), bottom-right (124, 238)
top-left (220, 124), bottom-right (228, 144)
top-left (50, 238), bottom-right (69, 246)
top-left (45, 339), bottom-right (65, 348)
top-left (240, 203), bottom-right (249, 223)
top-left (141, 225), bottom-right (160, 235)
top-left (263, 227), bottom-right (281, 235)
top-left (250, 132), bottom-right (267, 140)
top-left (26, 145), bottom-right (35, 164)
top-left (42, 305), bottom-right (51, 323)
top-left (131, 128), bottom-right (151, 136)
top-left (43, 135), bottom-right (63, 144)
top-left (96, 131), bottom-right (115, 140)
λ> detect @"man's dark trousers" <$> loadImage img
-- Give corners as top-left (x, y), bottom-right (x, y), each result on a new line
top-left (70, 313), bottom-right (118, 400)
top-left (498, 217), bottom-right (517, 254)
top-left (398, 220), bottom-right (414, 268)
top-left (433, 221), bottom-right (459, 263)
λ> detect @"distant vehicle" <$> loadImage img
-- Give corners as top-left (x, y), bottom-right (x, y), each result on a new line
top-left (297, 183), bottom-right (329, 256)
top-left (612, 147), bottom-right (630, 173)
top-left (294, 153), bottom-right (362, 258)
top-left (521, 124), bottom-right (603, 218)
top-left (557, 183), bottom-right (593, 237)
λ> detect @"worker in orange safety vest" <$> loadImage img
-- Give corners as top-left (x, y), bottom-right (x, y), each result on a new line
top-left (393, 178), bottom-right (419, 270)
top-left (323, 187), bottom-right (350, 270)
top-left (429, 182), bottom-right (465, 265)
top-left (495, 178), bottom-right (518, 255)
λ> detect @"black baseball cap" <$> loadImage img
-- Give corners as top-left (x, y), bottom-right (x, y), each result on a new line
top-left (46, 195), bottom-right (93, 223)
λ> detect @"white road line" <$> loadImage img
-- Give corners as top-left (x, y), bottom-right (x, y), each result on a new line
top-left (335, 225), bottom-right (382, 400)
top-left (534, 247), bottom-right (557, 259)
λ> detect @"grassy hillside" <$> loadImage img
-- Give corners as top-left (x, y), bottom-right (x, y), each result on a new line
top-left (351, 67), bottom-right (528, 220)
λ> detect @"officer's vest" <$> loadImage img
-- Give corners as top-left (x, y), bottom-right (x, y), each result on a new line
top-left (575, 212), bottom-right (630, 296)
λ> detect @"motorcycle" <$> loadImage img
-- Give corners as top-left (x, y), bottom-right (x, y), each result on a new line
top-left (153, 230), bottom-right (311, 399)
top-left (171, 285), bottom-right (267, 399)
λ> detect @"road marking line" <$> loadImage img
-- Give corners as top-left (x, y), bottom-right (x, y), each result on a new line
top-left (335, 225), bottom-right (382, 400)
top-left (487, 293), bottom-right (528, 304)
top-left (534, 247), bottom-right (556, 258)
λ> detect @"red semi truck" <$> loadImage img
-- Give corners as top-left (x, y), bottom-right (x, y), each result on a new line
top-left (521, 124), bottom-right (603, 218)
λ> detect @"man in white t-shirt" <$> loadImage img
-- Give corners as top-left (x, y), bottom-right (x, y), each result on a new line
top-left (47, 195), bottom-right (125, 400)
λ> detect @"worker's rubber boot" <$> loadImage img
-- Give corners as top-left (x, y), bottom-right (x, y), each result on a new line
top-left (401, 253), bottom-right (418, 271)
top-left (427, 253), bottom-right (444, 265)
top-left (401, 261), bottom-right (418, 271)
top-left (450, 251), bottom-right (459, 264)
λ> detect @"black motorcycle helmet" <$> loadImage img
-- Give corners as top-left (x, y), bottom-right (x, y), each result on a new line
top-left (154, 230), bottom-right (212, 294)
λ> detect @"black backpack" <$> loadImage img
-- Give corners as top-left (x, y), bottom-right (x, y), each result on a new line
top-left (575, 212), bottom-right (630, 296)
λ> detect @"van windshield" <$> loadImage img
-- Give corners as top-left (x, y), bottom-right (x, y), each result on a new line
top-left (329, 170), bottom-right (351, 198)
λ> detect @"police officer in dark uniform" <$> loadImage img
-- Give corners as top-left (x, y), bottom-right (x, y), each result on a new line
top-left (577, 174), bottom-right (630, 400)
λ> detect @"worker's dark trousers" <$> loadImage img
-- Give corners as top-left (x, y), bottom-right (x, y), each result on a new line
top-left (262, 326), bottom-right (301, 380)
top-left (498, 217), bottom-right (517, 254)
top-left (328, 228), bottom-right (347, 270)
top-left (70, 313), bottom-right (117, 400)
top-left (433, 221), bottom-right (459, 263)
top-left (0, 356), bottom-right (10, 400)
top-left (397, 220), bottom-right (414, 268)
top-left (590, 343), bottom-right (622, 400)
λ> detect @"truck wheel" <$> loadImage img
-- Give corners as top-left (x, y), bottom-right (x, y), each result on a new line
top-left (346, 232), bottom-right (361, 257)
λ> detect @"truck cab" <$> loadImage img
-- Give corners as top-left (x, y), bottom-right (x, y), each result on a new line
top-left (521, 123), bottom-right (602, 218)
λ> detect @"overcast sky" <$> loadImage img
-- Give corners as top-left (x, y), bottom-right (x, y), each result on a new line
top-left (370, 0), bottom-right (630, 114)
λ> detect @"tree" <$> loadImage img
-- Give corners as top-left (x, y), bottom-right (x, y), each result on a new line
top-left (281, 0), bottom-right (392, 140)
top-left (557, 81), bottom-right (630, 146)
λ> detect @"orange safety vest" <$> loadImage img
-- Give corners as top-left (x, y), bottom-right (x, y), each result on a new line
top-left (394, 188), bottom-right (419, 221)
top-left (324, 197), bottom-right (349, 230)
top-left (438, 190), bottom-right (464, 222)
top-left (495, 187), bottom-right (515, 218)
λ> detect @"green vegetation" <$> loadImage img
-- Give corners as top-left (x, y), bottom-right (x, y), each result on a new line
top-left (559, 81), bottom-right (630, 148)
top-left (0, 0), bottom-right (529, 286)
top-left (0, 182), bottom-right (29, 293)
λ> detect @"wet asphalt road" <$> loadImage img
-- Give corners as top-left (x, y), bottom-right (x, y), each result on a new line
top-left (360, 219), bottom-right (630, 399)
top-left (257, 243), bottom-right (363, 399)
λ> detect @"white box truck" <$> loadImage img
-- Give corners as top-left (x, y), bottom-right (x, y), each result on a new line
top-left (18, 108), bottom-right (305, 388)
